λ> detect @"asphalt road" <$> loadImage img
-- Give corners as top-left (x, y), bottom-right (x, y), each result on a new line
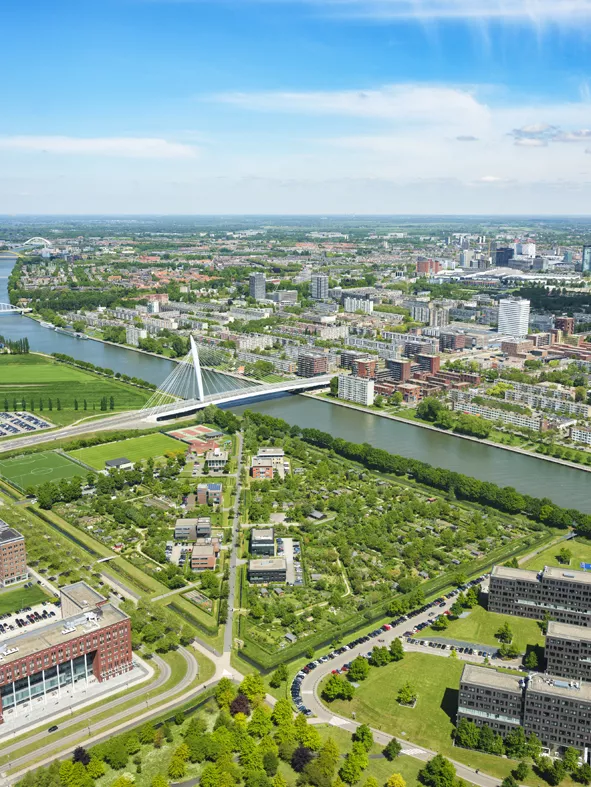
top-left (224, 432), bottom-right (243, 654)
top-left (299, 586), bottom-right (503, 787)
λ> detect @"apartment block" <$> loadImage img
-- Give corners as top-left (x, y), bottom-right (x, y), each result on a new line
top-left (0, 523), bottom-right (28, 588)
top-left (310, 274), bottom-right (329, 300)
top-left (570, 427), bottom-right (591, 446)
top-left (337, 374), bottom-right (375, 406)
top-left (488, 564), bottom-right (591, 626)
top-left (451, 399), bottom-right (544, 432)
top-left (297, 352), bottom-right (328, 377)
top-left (545, 621), bottom-right (591, 681)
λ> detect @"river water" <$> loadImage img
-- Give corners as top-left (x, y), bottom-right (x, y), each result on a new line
top-left (1, 255), bottom-right (590, 510)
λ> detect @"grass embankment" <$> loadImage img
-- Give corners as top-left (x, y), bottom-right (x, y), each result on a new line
top-left (523, 536), bottom-right (591, 572)
top-left (68, 433), bottom-right (185, 469)
top-left (320, 652), bottom-right (557, 786)
top-left (0, 354), bottom-right (150, 426)
top-left (0, 584), bottom-right (51, 614)
top-left (431, 605), bottom-right (544, 652)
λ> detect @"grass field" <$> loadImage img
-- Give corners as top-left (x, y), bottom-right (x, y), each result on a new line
top-left (0, 354), bottom-right (150, 426)
top-left (323, 652), bottom-right (540, 783)
top-left (523, 537), bottom-right (591, 572)
top-left (435, 604), bottom-right (544, 652)
top-left (0, 584), bottom-right (51, 615)
top-left (0, 451), bottom-right (88, 489)
top-left (68, 434), bottom-right (185, 469)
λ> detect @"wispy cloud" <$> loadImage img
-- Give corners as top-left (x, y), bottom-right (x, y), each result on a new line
top-left (0, 136), bottom-right (198, 159)
top-left (456, 135), bottom-right (479, 141)
top-left (509, 124), bottom-right (591, 146)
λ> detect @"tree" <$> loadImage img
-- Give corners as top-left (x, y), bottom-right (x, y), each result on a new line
top-left (527, 732), bottom-right (543, 760)
top-left (322, 673), bottom-right (354, 701)
top-left (513, 762), bottom-right (529, 782)
top-left (152, 777), bottom-right (170, 787)
top-left (138, 722), bottom-right (155, 745)
top-left (386, 775), bottom-right (406, 787)
top-left (455, 719), bottom-right (480, 750)
top-left (239, 673), bottom-right (266, 702)
top-left (269, 664), bottom-right (288, 688)
top-left (524, 650), bottom-right (538, 670)
top-left (86, 758), bottom-right (105, 779)
top-left (383, 739), bottom-right (402, 761)
top-left (557, 547), bottom-right (572, 565)
top-left (353, 725), bottom-right (374, 752)
top-left (348, 655), bottom-right (371, 681)
top-left (230, 693), bottom-right (251, 717)
top-left (263, 751), bottom-right (279, 777)
top-left (501, 777), bottom-right (518, 787)
top-left (418, 755), bottom-right (456, 787)
top-left (72, 747), bottom-right (91, 766)
top-left (417, 397), bottom-right (445, 423)
top-left (339, 756), bottom-right (362, 785)
top-left (496, 622), bottom-right (513, 643)
top-left (369, 646), bottom-right (391, 666)
top-left (397, 682), bottom-right (417, 706)
top-left (329, 377), bottom-right (339, 396)
top-left (563, 747), bottom-right (580, 772)
top-left (504, 726), bottom-right (527, 759)
top-left (125, 733), bottom-right (141, 755)
top-left (168, 756), bottom-right (186, 780)
top-left (271, 698), bottom-right (293, 727)
top-left (216, 677), bottom-right (237, 709)
top-left (104, 739), bottom-right (129, 770)
top-left (390, 638), bottom-right (404, 662)
top-left (291, 746), bottom-right (314, 773)
top-left (248, 706), bottom-right (273, 738)
top-left (576, 764), bottom-right (591, 785)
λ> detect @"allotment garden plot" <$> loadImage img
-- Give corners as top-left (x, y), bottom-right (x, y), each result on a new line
top-left (0, 451), bottom-right (88, 490)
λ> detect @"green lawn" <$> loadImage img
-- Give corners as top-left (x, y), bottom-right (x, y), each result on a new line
top-left (434, 604), bottom-right (544, 652)
top-left (0, 450), bottom-right (89, 489)
top-left (0, 354), bottom-right (150, 426)
top-left (522, 537), bottom-right (591, 572)
top-left (68, 433), bottom-right (185, 469)
top-left (322, 652), bottom-right (540, 782)
top-left (0, 583), bottom-right (51, 615)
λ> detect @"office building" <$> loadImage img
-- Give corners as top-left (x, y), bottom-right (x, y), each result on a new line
top-left (271, 290), bottom-right (298, 304)
top-left (582, 246), bottom-right (591, 274)
top-left (205, 449), bottom-right (228, 471)
top-left (498, 297), bottom-right (530, 338)
top-left (251, 447), bottom-right (287, 479)
top-left (297, 352), bottom-right (328, 377)
top-left (0, 523), bottom-right (28, 588)
top-left (416, 259), bottom-right (441, 276)
top-left (496, 247), bottom-right (514, 267)
top-left (488, 564), bottom-right (591, 626)
top-left (190, 544), bottom-right (216, 571)
top-left (338, 374), bottom-right (375, 406)
top-left (459, 250), bottom-right (474, 268)
top-left (248, 558), bottom-right (287, 584)
top-left (0, 583), bottom-right (132, 724)
top-left (249, 273), bottom-right (266, 301)
top-left (196, 483), bottom-right (222, 506)
top-left (310, 274), bottom-right (329, 300)
top-left (545, 621), bottom-right (591, 681)
top-left (457, 664), bottom-right (591, 755)
top-left (174, 517), bottom-right (212, 541)
top-left (250, 528), bottom-right (275, 557)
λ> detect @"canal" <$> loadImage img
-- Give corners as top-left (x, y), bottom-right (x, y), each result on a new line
top-left (1, 254), bottom-right (590, 511)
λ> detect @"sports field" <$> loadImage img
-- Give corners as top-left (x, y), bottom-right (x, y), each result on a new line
top-left (0, 451), bottom-right (88, 490)
top-left (0, 354), bottom-right (150, 426)
top-left (68, 433), bottom-right (185, 469)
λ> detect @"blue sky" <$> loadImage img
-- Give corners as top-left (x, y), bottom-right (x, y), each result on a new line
top-left (2, 0), bottom-right (591, 214)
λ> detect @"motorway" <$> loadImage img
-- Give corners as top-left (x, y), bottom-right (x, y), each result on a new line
top-left (299, 582), bottom-right (502, 787)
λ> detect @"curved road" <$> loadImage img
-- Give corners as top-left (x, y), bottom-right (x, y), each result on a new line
top-left (300, 588), bottom-right (501, 787)
top-left (2, 646), bottom-right (198, 775)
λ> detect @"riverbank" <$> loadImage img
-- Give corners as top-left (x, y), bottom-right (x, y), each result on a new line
top-left (303, 392), bottom-right (591, 476)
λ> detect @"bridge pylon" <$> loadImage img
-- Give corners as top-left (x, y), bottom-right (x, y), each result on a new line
top-left (190, 335), bottom-right (205, 404)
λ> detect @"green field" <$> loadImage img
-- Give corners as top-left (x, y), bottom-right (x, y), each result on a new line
top-left (0, 354), bottom-right (150, 426)
top-left (434, 604), bottom-right (544, 652)
top-left (68, 433), bottom-right (185, 469)
top-left (0, 451), bottom-right (88, 489)
top-left (0, 584), bottom-right (51, 615)
top-left (324, 652), bottom-right (533, 782)
top-left (523, 537), bottom-right (591, 572)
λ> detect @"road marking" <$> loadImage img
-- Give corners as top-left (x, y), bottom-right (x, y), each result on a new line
top-left (302, 690), bottom-right (314, 695)
top-left (402, 748), bottom-right (425, 756)
top-left (329, 716), bottom-right (351, 727)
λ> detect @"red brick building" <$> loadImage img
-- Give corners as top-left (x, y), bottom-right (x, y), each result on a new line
top-left (0, 523), bottom-right (28, 588)
top-left (416, 259), bottom-right (442, 275)
top-left (0, 582), bottom-right (132, 724)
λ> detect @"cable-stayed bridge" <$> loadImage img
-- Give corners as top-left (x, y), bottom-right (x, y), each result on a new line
top-left (140, 337), bottom-right (331, 422)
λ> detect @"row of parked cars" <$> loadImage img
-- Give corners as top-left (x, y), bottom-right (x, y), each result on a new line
top-left (0, 605), bottom-right (56, 635)
top-left (289, 574), bottom-right (489, 713)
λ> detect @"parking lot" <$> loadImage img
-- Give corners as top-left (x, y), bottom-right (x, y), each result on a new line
top-left (277, 537), bottom-right (303, 586)
top-left (0, 595), bottom-right (60, 641)
top-left (0, 411), bottom-right (53, 438)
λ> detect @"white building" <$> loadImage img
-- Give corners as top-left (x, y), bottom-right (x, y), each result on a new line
top-left (310, 274), bottom-right (329, 300)
top-left (126, 325), bottom-right (147, 346)
top-left (338, 374), bottom-right (375, 406)
top-left (344, 297), bottom-right (374, 314)
top-left (517, 242), bottom-right (536, 257)
top-left (459, 250), bottom-right (474, 267)
top-left (498, 297), bottom-right (530, 338)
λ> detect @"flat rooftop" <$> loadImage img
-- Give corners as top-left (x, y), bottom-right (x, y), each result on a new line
top-left (543, 565), bottom-right (591, 585)
top-left (0, 526), bottom-right (24, 545)
top-left (491, 565), bottom-right (539, 582)
top-left (461, 663), bottom-right (523, 694)
top-left (257, 447), bottom-right (285, 457)
top-left (249, 558), bottom-right (286, 571)
top-left (61, 582), bottom-right (106, 610)
top-left (528, 673), bottom-right (591, 701)
top-left (0, 604), bottom-right (128, 667)
top-left (191, 544), bottom-right (215, 555)
top-left (547, 620), bottom-right (591, 643)
top-left (251, 528), bottom-right (274, 541)
top-left (175, 518), bottom-right (211, 527)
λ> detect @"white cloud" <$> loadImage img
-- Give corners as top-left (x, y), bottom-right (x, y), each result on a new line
top-left (478, 175), bottom-right (505, 182)
top-left (0, 136), bottom-right (197, 159)
top-left (514, 137), bottom-right (548, 146)
top-left (214, 84), bottom-right (490, 128)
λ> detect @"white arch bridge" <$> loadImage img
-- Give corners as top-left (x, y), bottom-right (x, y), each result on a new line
top-left (0, 303), bottom-right (30, 314)
top-left (140, 336), bottom-right (332, 422)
